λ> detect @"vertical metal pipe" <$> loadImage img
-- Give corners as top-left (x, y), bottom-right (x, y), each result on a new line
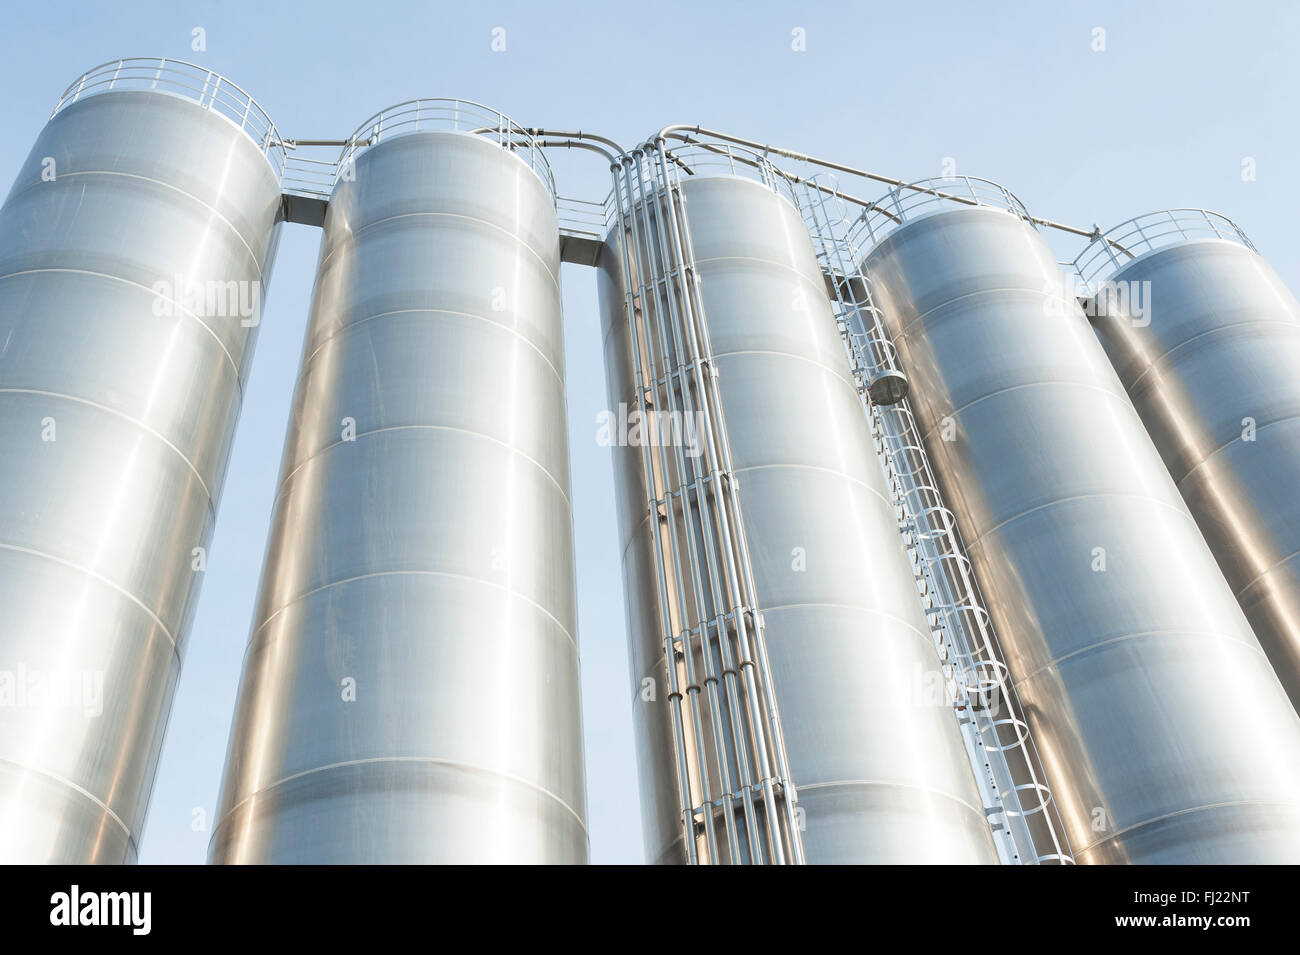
top-left (621, 151), bottom-right (722, 861)
top-left (636, 149), bottom-right (762, 860)
top-left (608, 148), bottom-right (806, 863)
top-left (654, 143), bottom-right (795, 861)
top-left (609, 157), bottom-right (699, 863)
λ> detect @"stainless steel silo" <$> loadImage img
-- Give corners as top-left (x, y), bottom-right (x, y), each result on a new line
top-left (0, 61), bottom-right (284, 864)
top-left (860, 182), bottom-right (1300, 863)
top-left (210, 105), bottom-right (587, 863)
top-left (1081, 214), bottom-right (1300, 713)
top-left (597, 153), bottom-right (999, 864)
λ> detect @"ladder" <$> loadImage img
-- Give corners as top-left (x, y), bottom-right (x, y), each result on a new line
top-left (795, 175), bottom-right (1074, 865)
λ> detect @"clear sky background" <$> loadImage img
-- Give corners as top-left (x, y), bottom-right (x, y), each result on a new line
top-left (0, 0), bottom-right (1295, 864)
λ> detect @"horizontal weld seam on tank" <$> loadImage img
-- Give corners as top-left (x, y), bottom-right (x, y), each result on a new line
top-left (0, 387), bottom-right (216, 513)
top-left (245, 569), bottom-right (577, 655)
top-left (315, 211), bottom-right (561, 288)
top-left (0, 754), bottom-right (136, 841)
top-left (0, 269), bottom-right (245, 395)
top-left (606, 353), bottom-right (857, 402)
top-left (917, 378), bottom-right (1131, 436)
top-left (709, 346), bottom-right (859, 389)
top-left (615, 458), bottom-right (900, 557)
top-left (315, 218), bottom-right (560, 288)
top-left (688, 252), bottom-right (826, 280)
top-left (643, 603), bottom-right (934, 672)
top-left (1172, 411), bottom-right (1300, 488)
top-left (211, 755), bottom-right (589, 837)
top-left (730, 462), bottom-right (892, 509)
top-left (271, 423), bottom-right (572, 509)
top-left (1075, 799), bottom-right (1298, 856)
top-left (0, 542), bottom-right (180, 657)
top-left (295, 307), bottom-right (565, 394)
top-left (5, 170), bottom-right (273, 284)
top-left (723, 600), bottom-right (933, 644)
top-left (1010, 627), bottom-right (1271, 690)
top-left (1121, 318), bottom-right (1300, 392)
top-left (790, 777), bottom-right (989, 818)
top-left (617, 460), bottom-right (892, 564)
top-left (884, 283), bottom-right (1069, 343)
top-left (61, 94), bottom-right (289, 189)
top-left (1236, 548), bottom-right (1300, 597)
top-left (963, 492), bottom-right (1203, 555)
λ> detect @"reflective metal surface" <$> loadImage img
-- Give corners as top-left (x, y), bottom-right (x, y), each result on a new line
top-left (1090, 238), bottom-right (1300, 713)
top-left (210, 130), bottom-right (586, 863)
top-left (0, 90), bottom-right (283, 862)
top-left (606, 146), bottom-right (806, 864)
top-left (864, 205), bottom-right (1300, 863)
top-left (598, 175), bottom-right (998, 864)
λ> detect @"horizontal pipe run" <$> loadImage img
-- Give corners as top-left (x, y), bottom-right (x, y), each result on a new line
top-left (273, 120), bottom-right (1125, 254)
top-left (654, 124), bottom-right (1110, 244)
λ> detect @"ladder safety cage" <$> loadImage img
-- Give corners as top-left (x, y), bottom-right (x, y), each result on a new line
top-left (793, 174), bottom-right (1075, 866)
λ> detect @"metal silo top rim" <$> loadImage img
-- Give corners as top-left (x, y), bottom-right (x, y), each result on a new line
top-left (660, 141), bottom-right (797, 193)
top-left (680, 169), bottom-right (804, 207)
top-left (851, 175), bottom-right (1034, 253)
top-left (607, 140), bottom-right (801, 225)
top-left (50, 57), bottom-right (286, 182)
top-left (1072, 209), bottom-right (1256, 288)
top-left (340, 98), bottom-right (557, 202)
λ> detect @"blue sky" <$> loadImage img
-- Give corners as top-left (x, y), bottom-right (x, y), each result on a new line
top-left (1, 0), bottom-right (1296, 864)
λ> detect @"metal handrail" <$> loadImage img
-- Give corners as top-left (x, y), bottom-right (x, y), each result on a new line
top-left (280, 153), bottom-right (340, 199)
top-left (335, 98), bottom-right (556, 200)
top-left (587, 140), bottom-right (802, 238)
top-left (555, 195), bottom-right (609, 239)
top-left (1072, 208), bottom-right (1255, 288)
top-left (665, 141), bottom-right (799, 200)
top-left (610, 140), bottom-right (801, 220)
top-left (852, 175), bottom-right (1034, 249)
top-left (51, 57), bottom-right (286, 179)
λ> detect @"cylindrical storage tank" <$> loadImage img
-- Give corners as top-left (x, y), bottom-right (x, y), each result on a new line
top-left (210, 107), bottom-right (586, 863)
top-left (597, 168), bottom-right (998, 864)
top-left (1083, 215), bottom-right (1300, 713)
top-left (0, 61), bottom-right (283, 863)
top-left (861, 183), bottom-right (1300, 863)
